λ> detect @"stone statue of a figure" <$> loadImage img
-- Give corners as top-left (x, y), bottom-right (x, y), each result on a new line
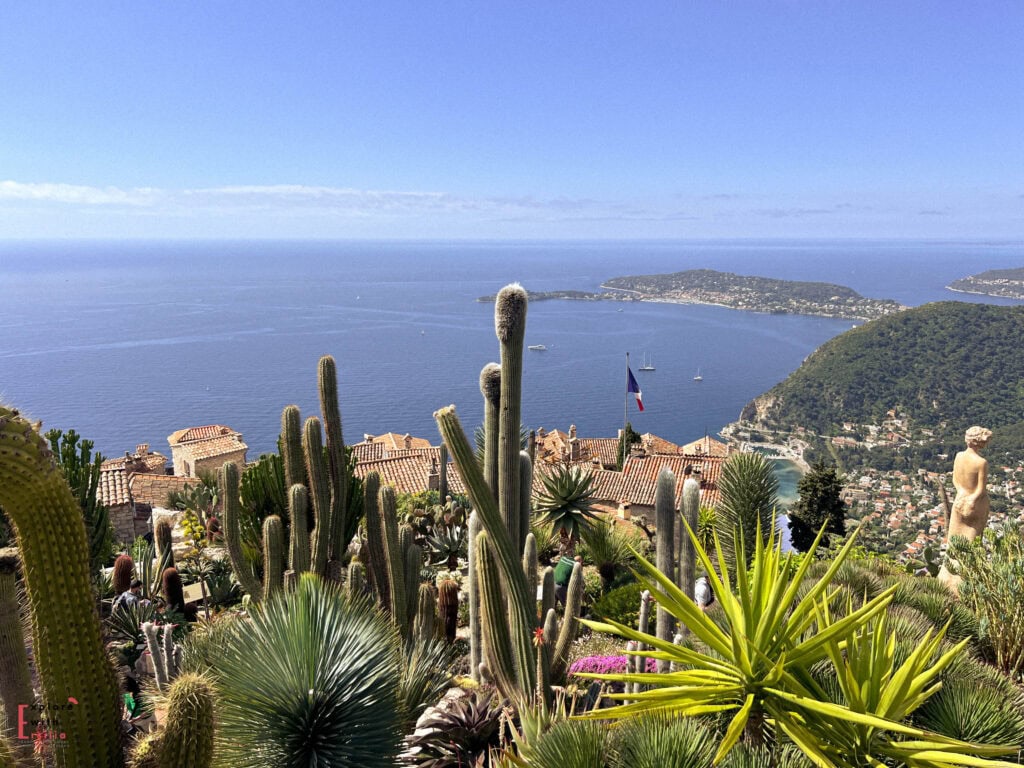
top-left (937, 426), bottom-right (992, 592)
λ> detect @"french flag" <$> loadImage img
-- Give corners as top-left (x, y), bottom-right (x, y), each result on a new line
top-left (627, 367), bottom-right (644, 411)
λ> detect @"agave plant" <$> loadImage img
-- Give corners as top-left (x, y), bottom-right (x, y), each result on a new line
top-left (533, 464), bottom-right (599, 556)
top-left (404, 691), bottom-right (503, 768)
top-left (396, 635), bottom-right (459, 729)
top-left (425, 523), bottom-right (467, 569)
top-left (212, 574), bottom-right (405, 768)
top-left (575, 523), bottom-right (1021, 767)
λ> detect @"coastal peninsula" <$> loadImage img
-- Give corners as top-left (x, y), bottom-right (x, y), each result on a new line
top-left (478, 269), bottom-right (905, 321)
top-left (948, 267), bottom-right (1024, 299)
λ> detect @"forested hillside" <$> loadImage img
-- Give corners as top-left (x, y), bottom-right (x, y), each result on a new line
top-left (742, 301), bottom-right (1024, 459)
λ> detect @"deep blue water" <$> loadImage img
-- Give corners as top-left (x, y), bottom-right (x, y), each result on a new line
top-left (1, 240), bottom-right (1021, 465)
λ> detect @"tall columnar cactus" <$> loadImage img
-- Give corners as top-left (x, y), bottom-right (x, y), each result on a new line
top-left (346, 558), bottom-right (367, 600)
top-left (518, 450), bottom-right (532, 558)
top-left (153, 673), bottom-right (215, 768)
top-left (379, 485), bottom-right (407, 634)
top-left (154, 518), bottom-right (174, 573)
top-left (0, 405), bottom-right (123, 767)
top-left (438, 579), bottom-right (459, 644)
top-left (479, 363), bottom-right (501, 500)
top-left (361, 472), bottom-right (390, 608)
top-left (222, 356), bottom-right (351, 602)
top-left (262, 515), bottom-right (284, 602)
top-left (654, 467), bottom-right (677, 667)
top-left (220, 461), bottom-right (262, 600)
top-left (548, 560), bottom-right (584, 682)
top-left (414, 583), bottom-right (437, 645)
top-left (679, 474), bottom-right (701, 605)
top-left (162, 567), bottom-right (186, 614)
top-left (142, 622), bottom-right (179, 693)
top-left (402, 528), bottom-right (423, 630)
top-left (438, 443), bottom-right (449, 503)
top-left (466, 510), bottom-right (482, 680)
top-left (113, 553), bottom-right (134, 596)
top-left (631, 589), bottom-right (653, 696)
top-left (522, 532), bottom-right (539, 602)
top-left (495, 285), bottom-right (527, 553)
top-left (0, 549), bottom-right (33, 759)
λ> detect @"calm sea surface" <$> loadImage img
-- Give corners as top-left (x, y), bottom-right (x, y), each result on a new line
top-left (2, 240), bottom-right (1022, 497)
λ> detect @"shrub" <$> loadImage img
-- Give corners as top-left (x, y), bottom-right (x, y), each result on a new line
top-left (590, 581), bottom-right (645, 629)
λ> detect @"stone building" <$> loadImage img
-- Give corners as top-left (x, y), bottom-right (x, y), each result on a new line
top-left (167, 425), bottom-right (247, 478)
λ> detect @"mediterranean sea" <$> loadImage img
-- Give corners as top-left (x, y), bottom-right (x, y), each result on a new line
top-left (2, 240), bottom-right (1022, 502)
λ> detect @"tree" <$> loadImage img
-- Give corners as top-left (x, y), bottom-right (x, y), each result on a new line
top-left (714, 451), bottom-right (779, 573)
top-left (616, 421), bottom-right (641, 470)
top-left (788, 460), bottom-right (847, 553)
top-left (534, 464), bottom-right (599, 556)
top-left (44, 428), bottom-right (114, 577)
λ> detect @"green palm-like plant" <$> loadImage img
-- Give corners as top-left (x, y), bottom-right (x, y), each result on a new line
top-left (714, 452), bottom-right (779, 574)
top-left (579, 519), bottom-right (637, 593)
top-left (513, 719), bottom-right (611, 768)
top-left (212, 574), bottom-right (404, 768)
top-left (576, 523), bottom-right (1021, 767)
top-left (534, 465), bottom-right (599, 556)
top-left (912, 667), bottom-right (1024, 749)
top-left (772, 613), bottom-right (1020, 767)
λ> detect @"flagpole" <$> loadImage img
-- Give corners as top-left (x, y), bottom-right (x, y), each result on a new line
top-left (624, 352), bottom-right (630, 438)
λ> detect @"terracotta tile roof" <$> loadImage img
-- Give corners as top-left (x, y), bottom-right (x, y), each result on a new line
top-left (354, 455), bottom-right (465, 497)
top-left (177, 435), bottom-right (248, 461)
top-left (168, 425), bottom-right (239, 445)
top-left (350, 441), bottom-right (388, 462)
top-left (129, 474), bottom-right (194, 508)
top-left (363, 432), bottom-right (432, 451)
top-left (101, 450), bottom-right (168, 474)
top-left (548, 453), bottom-right (724, 511)
top-left (98, 467), bottom-right (131, 508)
top-left (576, 438), bottom-right (620, 469)
top-left (680, 435), bottom-right (731, 458)
top-left (639, 432), bottom-right (685, 456)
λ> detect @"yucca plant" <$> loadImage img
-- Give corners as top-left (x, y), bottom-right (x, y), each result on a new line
top-left (575, 522), bottom-right (1020, 767)
top-left (534, 464), bottom-right (599, 557)
top-left (773, 612), bottom-right (1021, 767)
top-left (510, 719), bottom-right (610, 768)
top-left (396, 634), bottom-right (459, 730)
top-left (578, 519), bottom-right (637, 594)
top-left (212, 574), bottom-right (404, 768)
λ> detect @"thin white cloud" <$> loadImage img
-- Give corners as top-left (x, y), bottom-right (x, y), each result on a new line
top-left (0, 180), bottom-right (158, 206)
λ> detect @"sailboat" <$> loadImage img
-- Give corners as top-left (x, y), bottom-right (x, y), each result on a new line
top-left (638, 352), bottom-right (655, 371)
top-left (693, 367), bottom-right (703, 381)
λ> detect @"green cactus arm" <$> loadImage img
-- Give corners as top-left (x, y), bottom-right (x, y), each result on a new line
top-left (0, 407), bottom-right (123, 767)
top-left (379, 485), bottom-right (407, 633)
top-left (220, 461), bottom-right (263, 601)
top-left (438, 579), bottom-right (459, 644)
top-left (0, 551), bottom-right (34, 760)
top-left (435, 405), bottom-right (536, 697)
top-left (518, 450), bottom-right (532, 558)
top-left (438, 443), bottom-right (449, 503)
top-left (654, 467), bottom-right (677, 655)
top-left (346, 559), bottom-right (367, 600)
top-left (361, 472), bottom-right (390, 608)
top-left (479, 363), bottom-right (501, 499)
top-left (287, 484), bottom-right (310, 574)
top-left (522, 532), bottom-right (538, 601)
top-left (495, 285), bottom-right (527, 551)
top-left (474, 530), bottom-right (520, 698)
top-left (551, 561), bottom-right (584, 682)
top-left (467, 510), bottom-right (482, 680)
top-left (302, 416), bottom-right (332, 577)
top-left (280, 405), bottom-right (305, 491)
top-left (402, 530), bottom-right (422, 631)
top-left (679, 477), bottom-right (700, 603)
top-left (414, 583), bottom-right (437, 645)
top-left (317, 356), bottom-right (349, 564)
top-left (541, 566), bottom-right (555, 619)
top-left (156, 673), bottom-right (215, 768)
top-left (262, 515), bottom-right (284, 602)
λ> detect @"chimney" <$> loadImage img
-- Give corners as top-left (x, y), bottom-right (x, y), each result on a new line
top-left (569, 424), bottom-right (577, 439)
top-left (569, 437), bottom-right (580, 462)
top-left (404, 434), bottom-right (412, 450)
top-left (427, 458), bottom-right (439, 491)
top-left (135, 443), bottom-right (149, 455)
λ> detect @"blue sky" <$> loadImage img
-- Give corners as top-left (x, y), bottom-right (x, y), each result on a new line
top-left (1, 2), bottom-right (1022, 239)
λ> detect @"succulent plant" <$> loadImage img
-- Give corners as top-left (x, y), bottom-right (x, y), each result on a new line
top-left (404, 691), bottom-right (503, 768)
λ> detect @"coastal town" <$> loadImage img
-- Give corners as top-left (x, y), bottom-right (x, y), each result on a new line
top-left (724, 410), bottom-right (1024, 560)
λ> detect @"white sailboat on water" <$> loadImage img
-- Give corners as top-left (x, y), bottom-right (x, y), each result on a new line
top-left (638, 352), bottom-right (655, 371)
top-left (693, 367), bottom-right (703, 381)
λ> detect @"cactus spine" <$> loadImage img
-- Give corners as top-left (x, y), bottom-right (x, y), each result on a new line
top-left (438, 579), bottom-right (459, 644)
top-left (262, 515), bottom-right (284, 602)
top-left (0, 405), bottom-right (123, 767)
top-left (154, 673), bottom-right (215, 768)
top-left (654, 467), bottom-right (676, 668)
top-left (0, 550), bottom-right (32, 759)
top-left (680, 473), bottom-right (700, 605)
